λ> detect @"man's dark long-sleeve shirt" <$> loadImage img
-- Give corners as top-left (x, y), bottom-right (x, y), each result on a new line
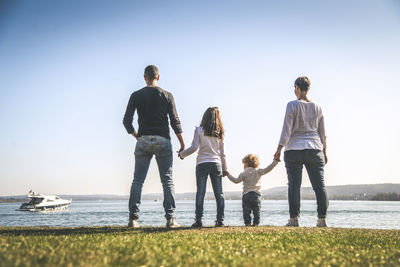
top-left (123, 86), bottom-right (182, 139)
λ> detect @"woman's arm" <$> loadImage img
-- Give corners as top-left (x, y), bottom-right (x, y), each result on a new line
top-left (274, 102), bottom-right (294, 161)
top-left (219, 140), bottom-right (227, 172)
top-left (318, 112), bottom-right (328, 164)
top-left (257, 160), bottom-right (279, 176)
top-left (179, 128), bottom-right (200, 159)
top-left (318, 113), bottom-right (327, 149)
top-left (227, 173), bottom-right (245, 184)
top-left (278, 102), bottom-right (295, 147)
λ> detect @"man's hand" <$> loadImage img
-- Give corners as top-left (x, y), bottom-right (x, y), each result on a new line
top-left (131, 132), bottom-right (138, 140)
top-left (178, 145), bottom-right (185, 154)
top-left (222, 171), bottom-right (229, 177)
top-left (177, 151), bottom-right (184, 160)
top-left (176, 133), bottom-right (185, 157)
top-left (273, 145), bottom-right (283, 162)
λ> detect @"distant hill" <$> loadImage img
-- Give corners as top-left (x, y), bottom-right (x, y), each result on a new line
top-left (147, 183), bottom-right (400, 201)
top-left (261, 183), bottom-right (400, 200)
top-left (1, 183), bottom-right (399, 202)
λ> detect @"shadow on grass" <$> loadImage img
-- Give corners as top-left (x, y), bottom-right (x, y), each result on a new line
top-left (0, 226), bottom-right (210, 236)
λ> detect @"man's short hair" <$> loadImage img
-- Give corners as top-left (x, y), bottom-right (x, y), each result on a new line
top-left (144, 65), bottom-right (159, 81)
top-left (294, 76), bottom-right (311, 92)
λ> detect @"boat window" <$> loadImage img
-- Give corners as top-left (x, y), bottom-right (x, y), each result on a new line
top-left (30, 198), bottom-right (43, 204)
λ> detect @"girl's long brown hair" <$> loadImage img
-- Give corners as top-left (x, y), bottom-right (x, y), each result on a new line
top-left (200, 107), bottom-right (224, 140)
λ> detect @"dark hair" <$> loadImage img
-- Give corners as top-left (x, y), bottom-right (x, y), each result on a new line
top-left (242, 154), bottom-right (260, 168)
top-left (144, 65), bottom-right (159, 81)
top-left (200, 107), bottom-right (224, 139)
top-left (294, 76), bottom-right (311, 92)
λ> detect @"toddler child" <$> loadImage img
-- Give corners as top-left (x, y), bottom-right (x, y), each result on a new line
top-left (225, 154), bottom-right (278, 226)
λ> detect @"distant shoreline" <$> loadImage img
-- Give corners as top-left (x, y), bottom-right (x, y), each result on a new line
top-left (1, 183), bottom-right (399, 203)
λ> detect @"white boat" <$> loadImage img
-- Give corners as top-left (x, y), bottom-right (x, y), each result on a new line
top-left (16, 191), bottom-right (72, 211)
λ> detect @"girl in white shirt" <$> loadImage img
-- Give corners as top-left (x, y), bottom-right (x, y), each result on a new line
top-left (179, 107), bottom-right (227, 227)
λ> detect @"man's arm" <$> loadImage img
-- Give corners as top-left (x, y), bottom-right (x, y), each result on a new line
top-left (167, 93), bottom-right (185, 152)
top-left (123, 93), bottom-right (137, 139)
top-left (167, 93), bottom-right (183, 136)
top-left (176, 133), bottom-right (185, 154)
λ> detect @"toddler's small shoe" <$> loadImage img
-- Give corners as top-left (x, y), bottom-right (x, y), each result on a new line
top-left (316, 218), bottom-right (328, 227)
top-left (215, 220), bottom-right (225, 227)
top-left (285, 217), bottom-right (299, 227)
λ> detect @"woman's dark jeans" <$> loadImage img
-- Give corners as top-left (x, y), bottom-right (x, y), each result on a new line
top-left (242, 191), bottom-right (261, 225)
top-left (195, 162), bottom-right (225, 222)
top-left (284, 149), bottom-right (329, 219)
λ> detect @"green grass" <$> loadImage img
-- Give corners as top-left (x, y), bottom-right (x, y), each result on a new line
top-left (0, 226), bottom-right (399, 266)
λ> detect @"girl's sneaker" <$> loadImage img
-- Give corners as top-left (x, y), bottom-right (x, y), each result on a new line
top-left (215, 221), bottom-right (225, 227)
top-left (316, 218), bottom-right (328, 227)
top-left (191, 220), bottom-right (203, 228)
top-left (285, 217), bottom-right (299, 227)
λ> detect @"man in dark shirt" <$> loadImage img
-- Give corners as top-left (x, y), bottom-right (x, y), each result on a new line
top-left (123, 65), bottom-right (185, 228)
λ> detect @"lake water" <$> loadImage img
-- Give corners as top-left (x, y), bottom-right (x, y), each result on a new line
top-left (1, 200), bottom-right (399, 229)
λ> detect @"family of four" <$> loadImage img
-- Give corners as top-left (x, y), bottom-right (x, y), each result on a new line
top-left (123, 65), bottom-right (328, 228)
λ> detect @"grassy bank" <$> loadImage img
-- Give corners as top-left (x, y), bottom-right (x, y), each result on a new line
top-left (0, 226), bottom-right (399, 266)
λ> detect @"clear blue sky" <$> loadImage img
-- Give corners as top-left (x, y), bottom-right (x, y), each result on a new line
top-left (1, 0), bottom-right (399, 195)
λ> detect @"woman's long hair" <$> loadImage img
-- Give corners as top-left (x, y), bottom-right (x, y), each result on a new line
top-left (200, 107), bottom-right (224, 140)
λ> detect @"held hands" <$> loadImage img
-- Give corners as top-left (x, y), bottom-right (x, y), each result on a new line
top-left (177, 145), bottom-right (185, 160)
top-left (273, 145), bottom-right (283, 162)
top-left (222, 171), bottom-right (229, 177)
top-left (176, 133), bottom-right (185, 160)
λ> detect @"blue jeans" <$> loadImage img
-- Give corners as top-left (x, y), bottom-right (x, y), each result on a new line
top-left (284, 149), bottom-right (329, 219)
top-left (129, 135), bottom-right (176, 220)
top-left (242, 191), bottom-right (261, 225)
top-left (195, 162), bottom-right (224, 222)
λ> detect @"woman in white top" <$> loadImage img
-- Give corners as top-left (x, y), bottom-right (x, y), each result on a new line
top-left (273, 76), bottom-right (329, 227)
top-left (179, 107), bottom-right (227, 227)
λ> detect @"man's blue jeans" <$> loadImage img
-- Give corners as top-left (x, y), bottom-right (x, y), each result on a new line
top-left (129, 135), bottom-right (176, 220)
top-left (242, 191), bottom-right (261, 225)
top-left (195, 162), bottom-right (224, 222)
top-left (284, 149), bottom-right (329, 219)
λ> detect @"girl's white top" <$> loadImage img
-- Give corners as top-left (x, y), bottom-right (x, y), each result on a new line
top-left (179, 126), bottom-right (227, 171)
top-left (227, 160), bottom-right (279, 195)
top-left (279, 100), bottom-right (327, 151)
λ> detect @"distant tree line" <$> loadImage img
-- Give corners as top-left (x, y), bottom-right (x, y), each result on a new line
top-left (370, 192), bottom-right (400, 201)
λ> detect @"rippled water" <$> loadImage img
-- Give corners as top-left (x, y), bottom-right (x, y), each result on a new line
top-left (1, 200), bottom-right (399, 229)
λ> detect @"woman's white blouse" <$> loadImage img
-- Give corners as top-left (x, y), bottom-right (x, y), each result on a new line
top-left (279, 100), bottom-right (327, 151)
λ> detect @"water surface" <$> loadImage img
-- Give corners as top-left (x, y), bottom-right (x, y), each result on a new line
top-left (1, 200), bottom-right (399, 229)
